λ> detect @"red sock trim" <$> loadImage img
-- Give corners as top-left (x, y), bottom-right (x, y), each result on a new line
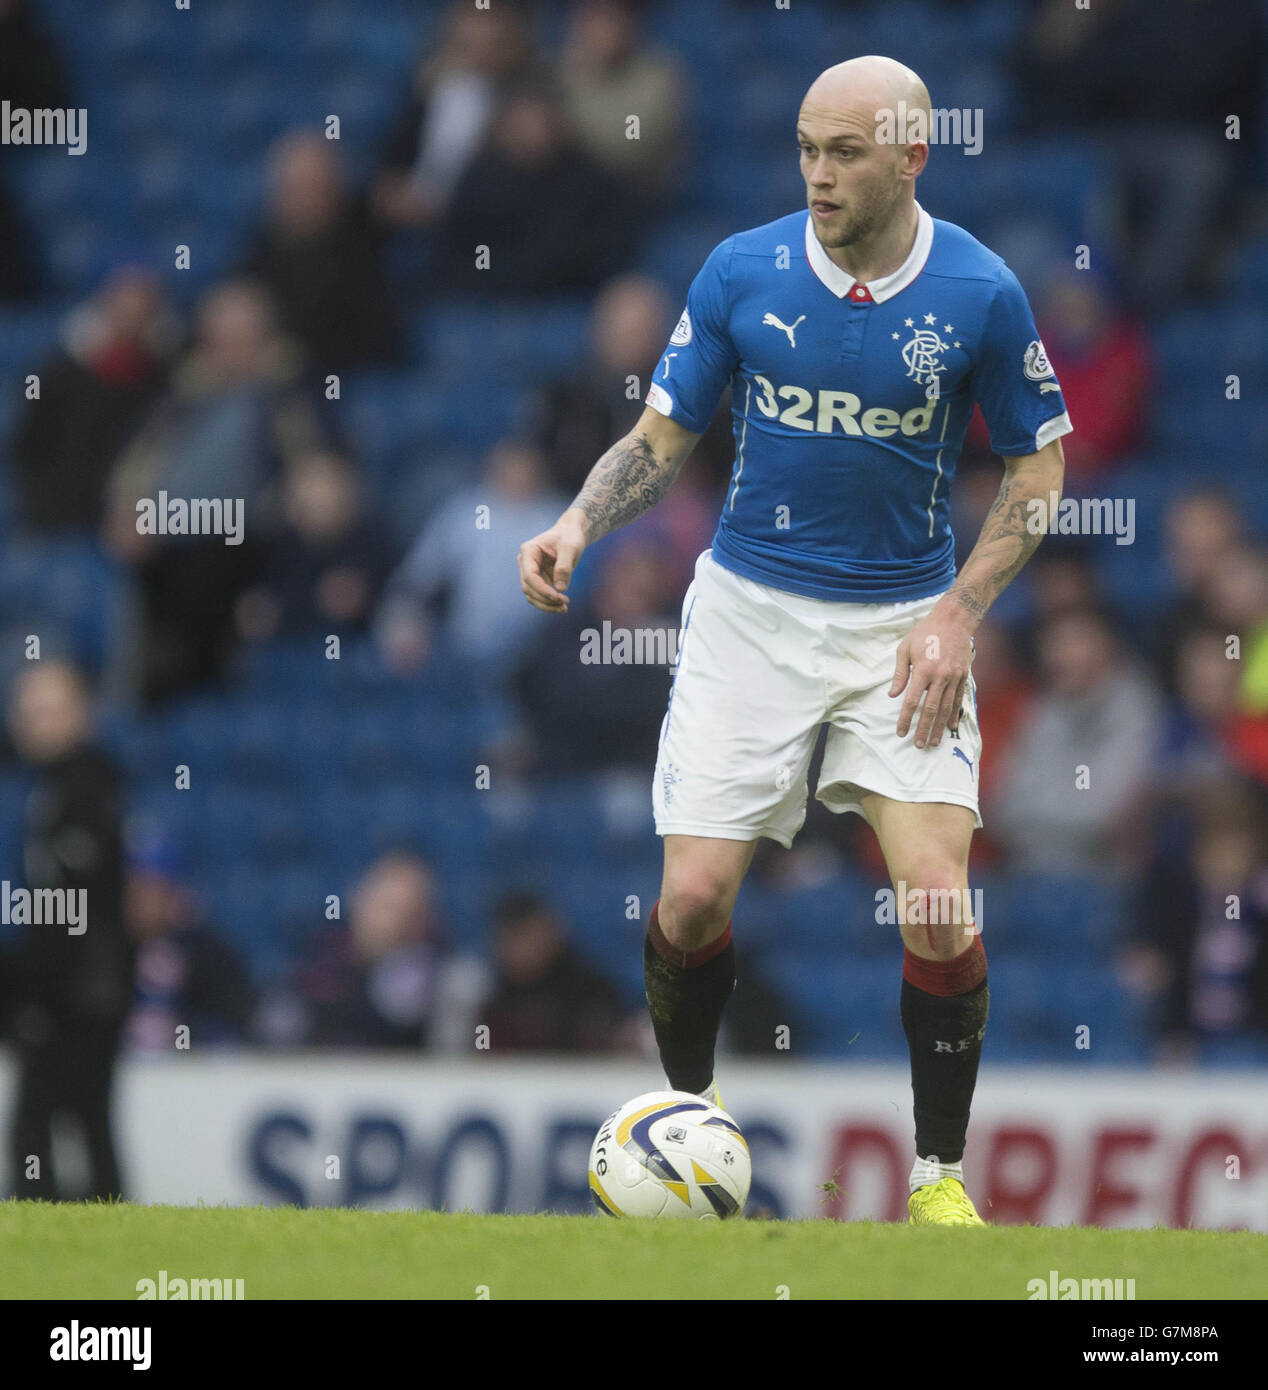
top-left (902, 934), bottom-right (987, 996)
top-left (648, 898), bottom-right (733, 968)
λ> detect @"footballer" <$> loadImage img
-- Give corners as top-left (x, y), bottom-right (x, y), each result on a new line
top-left (518, 56), bottom-right (1070, 1225)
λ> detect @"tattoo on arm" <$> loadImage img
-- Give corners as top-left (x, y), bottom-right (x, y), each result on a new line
top-left (570, 431), bottom-right (684, 544)
top-left (948, 469), bottom-right (1047, 622)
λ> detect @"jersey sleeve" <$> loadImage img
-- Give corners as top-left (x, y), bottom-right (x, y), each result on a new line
top-left (645, 236), bottom-right (738, 433)
top-left (970, 265), bottom-right (1073, 457)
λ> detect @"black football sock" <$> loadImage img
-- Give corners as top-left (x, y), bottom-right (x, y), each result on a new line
top-left (643, 899), bottom-right (736, 1094)
top-left (901, 939), bottom-right (989, 1165)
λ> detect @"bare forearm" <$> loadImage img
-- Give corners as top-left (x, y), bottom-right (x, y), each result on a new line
top-left (566, 428), bottom-right (686, 545)
top-left (944, 445), bottom-right (1064, 630)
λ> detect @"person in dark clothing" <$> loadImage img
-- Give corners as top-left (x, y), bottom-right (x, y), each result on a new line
top-left (510, 539), bottom-right (677, 775)
top-left (1125, 780), bottom-right (1268, 1055)
top-left (1017, 0), bottom-right (1264, 310)
top-left (531, 275), bottom-right (676, 495)
top-left (530, 272), bottom-right (736, 512)
top-left (102, 278), bottom-right (329, 707)
top-left (5, 660), bottom-right (132, 1200)
top-left (259, 850), bottom-right (482, 1050)
top-left (235, 450), bottom-right (394, 643)
top-left (372, 0), bottom-right (535, 230)
top-left (480, 891), bottom-right (631, 1053)
top-left (1153, 490), bottom-right (1247, 697)
top-left (0, 183), bottom-right (36, 301)
top-left (241, 130), bottom-right (401, 372)
top-left (0, 0), bottom-right (70, 300)
top-left (431, 82), bottom-right (637, 297)
top-left (10, 266), bottom-right (175, 532)
top-left (123, 830), bottom-right (255, 1050)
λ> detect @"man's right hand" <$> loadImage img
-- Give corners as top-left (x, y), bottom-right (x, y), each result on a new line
top-left (518, 410), bottom-right (699, 612)
top-left (518, 509), bottom-right (588, 613)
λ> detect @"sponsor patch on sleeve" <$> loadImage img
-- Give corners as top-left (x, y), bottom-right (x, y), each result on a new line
top-left (1023, 339), bottom-right (1055, 381)
top-left (646, 382), bottom-right (675, 415)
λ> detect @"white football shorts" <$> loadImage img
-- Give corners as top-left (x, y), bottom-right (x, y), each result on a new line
top-left (653, 549), bottom-right (982, 847)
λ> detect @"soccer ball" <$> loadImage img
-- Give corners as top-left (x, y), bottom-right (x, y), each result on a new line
top-left (587, 1090), bottom-right (751, 1219)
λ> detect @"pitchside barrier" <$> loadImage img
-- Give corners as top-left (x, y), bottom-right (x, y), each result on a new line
top-left (0, 1057), bottom-right (1263, 1229)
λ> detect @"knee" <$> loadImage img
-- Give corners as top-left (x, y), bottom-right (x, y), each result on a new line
top-left (658, 874), bottom-right (734, 952)
top-left (895, 861), bottom-right (977, 950)
top-left (897, 856), bottom-right (960, 891)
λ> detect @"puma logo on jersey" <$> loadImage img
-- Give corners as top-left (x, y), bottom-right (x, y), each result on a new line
top-left (762, 312), bottom-right (806, 348)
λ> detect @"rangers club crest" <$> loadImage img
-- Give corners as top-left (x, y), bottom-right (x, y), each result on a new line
top-left (899, 312), bottom-right (954, 402)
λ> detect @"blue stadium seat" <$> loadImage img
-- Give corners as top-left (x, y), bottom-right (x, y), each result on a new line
top-left (0, 536), bottom-right (119, 667)
top-left (412, 299), bottom-right (594, 390)
top-left (743, 873), bottom-right (894, 957)
top-left (695, 150), bottom-right (804, 227)
top-left (983, 958), bottom-right (1066, 1059)
top-left (1229, 237), bottom-right (1268, 303)
top-left (985, 958), bottom-right (1151, 1063)
top-left (1088, 464), bottom-right (1178, 612)
top-left (1156, 307), bottom-right (1268, 385)
top-left (923, 140), bottom-right (1111, 249)
top-left (635, 214), bottom-right (732, 293)
top-left (301, 2), bottom-right (421, 75)
top-left (994, 872), bottom-right (1127, 962)
top-left (1194, 1035), bottom-right (1268, 1068)
top-left (767, 956), bottom-right (905, 1059)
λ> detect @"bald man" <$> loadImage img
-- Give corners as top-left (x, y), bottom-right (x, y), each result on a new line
top-left (520, 57), bottom-right (1071, 1225)
top-left (6, 661), bottom-right (132, 1201)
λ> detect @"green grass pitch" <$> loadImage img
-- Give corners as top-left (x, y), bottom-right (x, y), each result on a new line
top-left (2, 1202), bottom-right (1265, 1299)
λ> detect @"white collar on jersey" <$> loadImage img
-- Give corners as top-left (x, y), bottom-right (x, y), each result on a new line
top-left (803, 201), bottom-right (933, 303)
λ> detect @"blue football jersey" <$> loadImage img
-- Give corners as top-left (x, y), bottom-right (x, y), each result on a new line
top-left (646, 204), bottom-right (1072, 602)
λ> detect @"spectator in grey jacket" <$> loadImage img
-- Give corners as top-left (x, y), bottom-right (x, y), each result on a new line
top-left (989, 606), bottom-right (1164, 874)
top-left (377, 440), bottom-right (565, 675)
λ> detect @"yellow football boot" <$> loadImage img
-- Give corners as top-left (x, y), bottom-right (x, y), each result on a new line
top-left (908, 1177), bottom-right (986, 1226)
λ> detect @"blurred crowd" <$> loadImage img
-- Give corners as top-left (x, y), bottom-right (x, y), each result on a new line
top-left (1, 0), bottom-right (1267, 1193)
